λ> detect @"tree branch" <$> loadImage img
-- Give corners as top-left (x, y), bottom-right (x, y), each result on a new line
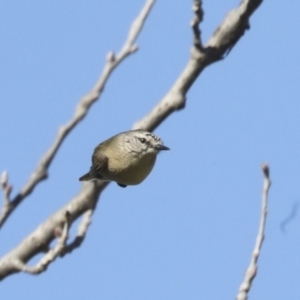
top-left (236, 164), bottom-right (271, 300)
top-left (0, 0), bottom-right (156, 230)
top-left (0, 171), bottom-right (12, 211)
top-left (13, 210), bottom-right (71, 275)
top-left (134, 0), bottom-right (262, 131)
top-left (0, 181), bottom-right (105, 280)
top-left (0, 0), bottom-right (263, 281)
top-left (190, 0), bottom-right (204, 51)
top-left (60, 209), bottom-right (94, 257)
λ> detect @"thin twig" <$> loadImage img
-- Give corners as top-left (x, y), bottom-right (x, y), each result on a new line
top-left (236, 163), bottom-right (271, 300)
top-left (14, 210), bottom-right (71, 275)
top-left (0, 0), bottom-right (156, 230)
top-left (0, 171), bottom-right (12, 209)
top-left (60, 209), bottom-right (94, 256)
top-left (190, 0), bottom-right (204, 51)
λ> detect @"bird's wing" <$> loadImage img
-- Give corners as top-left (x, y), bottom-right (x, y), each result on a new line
top-left (92, 147), bottom-right (108, 172)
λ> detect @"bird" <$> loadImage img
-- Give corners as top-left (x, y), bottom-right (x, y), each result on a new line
top-left (79, 130), bottom-right (169, 187)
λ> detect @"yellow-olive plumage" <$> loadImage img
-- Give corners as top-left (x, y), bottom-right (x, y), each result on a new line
top-left (79, 130), bottom-right (169, 187)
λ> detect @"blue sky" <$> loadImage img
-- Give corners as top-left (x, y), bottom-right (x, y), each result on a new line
top-left (0, 1), bottom-right (300, 299)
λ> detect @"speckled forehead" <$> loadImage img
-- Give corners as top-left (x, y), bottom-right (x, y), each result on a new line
top-left (144, 132), bottom-right (161, 142)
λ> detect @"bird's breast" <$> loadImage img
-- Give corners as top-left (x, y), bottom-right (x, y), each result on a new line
top-left (105, 153), bottom-right (157, 185)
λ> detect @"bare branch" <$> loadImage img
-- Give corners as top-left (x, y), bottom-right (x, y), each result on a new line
top-left (190, 0), bottom-right (204, 51)
top-left (1, 171), bottom-right (12, 208)
top-left (13, 210), bottom-right (71, 275)
top-left (207, 0), bottom-right (262, 57)
top-left (0, 181), bottom-right (106, 280)
top-left (134, 0), bottom-right (263, 131)
top-left (0, 0), bottom-right (156, 229)
top-left (60, 209), bottom-right (94, 257)
top-left (236, 164), bottom-right (271, 300)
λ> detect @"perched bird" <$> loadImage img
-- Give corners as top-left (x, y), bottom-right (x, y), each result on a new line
top-left (79, 130), bottom-right (169, 187)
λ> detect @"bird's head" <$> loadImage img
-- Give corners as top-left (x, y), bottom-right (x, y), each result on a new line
top-left (125, 130), bottom-right (170, 155)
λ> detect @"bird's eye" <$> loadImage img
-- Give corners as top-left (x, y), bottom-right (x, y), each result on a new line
top-left (139, 138), bottom-right (146, 144)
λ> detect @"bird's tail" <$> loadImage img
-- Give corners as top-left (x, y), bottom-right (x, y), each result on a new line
top-left (79, 172), bottom-right (95, 181)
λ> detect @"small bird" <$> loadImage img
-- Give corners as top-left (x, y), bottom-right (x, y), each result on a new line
top-left (79, 130), bottom-right (169, 187)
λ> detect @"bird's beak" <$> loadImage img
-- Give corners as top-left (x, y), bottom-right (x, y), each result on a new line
top-left (155, 144), bottom-right (170, 151)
